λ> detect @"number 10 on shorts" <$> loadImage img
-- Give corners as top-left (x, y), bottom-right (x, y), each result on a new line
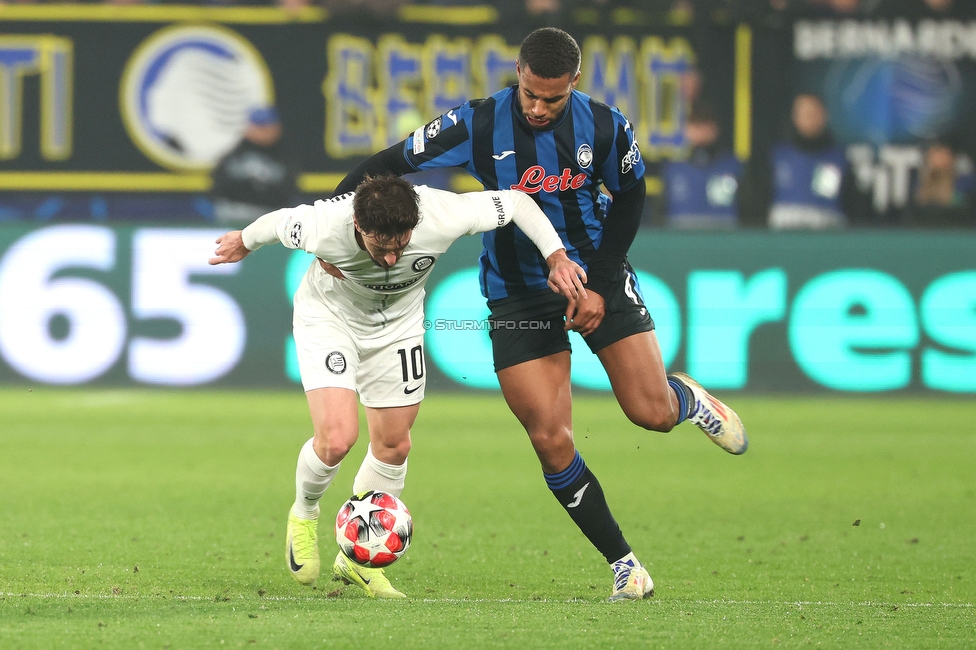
top-left (397, 345), bottom-right (424, 383)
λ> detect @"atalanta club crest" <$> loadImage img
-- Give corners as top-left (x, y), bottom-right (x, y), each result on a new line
top-left (120, 24), bottom-right (275, 171)
top-left (325, 351), bottom-right (346, 374)
top-left (577, 144), bottom-right (593, 169)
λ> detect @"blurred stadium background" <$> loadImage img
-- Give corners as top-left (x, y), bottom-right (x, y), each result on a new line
top-left (0, 0), bottom-right (973, 394)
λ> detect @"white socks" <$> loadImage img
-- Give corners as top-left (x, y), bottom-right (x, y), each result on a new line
top-left (353, 445), bottom-right (407, 498)
top-left (293, 438), bottom-right (340, 519)
top-left (292, 441), bottom-right (407, 519)
top-left (612, 551), bottom-right (641, 568)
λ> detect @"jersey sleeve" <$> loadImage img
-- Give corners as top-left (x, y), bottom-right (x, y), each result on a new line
top-left (403, 104), bottom-right (475, 171)
top-left (241, 203), bottom-right (320, 252)
top-left (585, 106), bottom-right (647, 296)
top-left (453, 190), bottom-right (563, 259)
top-left (599, 109), bottom-right (646, 193)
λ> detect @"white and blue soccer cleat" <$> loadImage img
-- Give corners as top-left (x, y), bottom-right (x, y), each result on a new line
top-left (609, 553), bottom-right (654, 602)
top-left (673, 372), bottom-right (748, 455)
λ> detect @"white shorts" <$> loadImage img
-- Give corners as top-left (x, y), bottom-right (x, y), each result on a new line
top-left (293, 286), bottom-right (427, 408)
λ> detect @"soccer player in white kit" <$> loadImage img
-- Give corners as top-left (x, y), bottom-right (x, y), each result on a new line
top-left (209, 176), bottom-right (587, 598)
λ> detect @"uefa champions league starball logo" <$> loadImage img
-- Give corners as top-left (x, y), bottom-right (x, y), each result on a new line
top-left (120, 24), bottom-right (276, 171)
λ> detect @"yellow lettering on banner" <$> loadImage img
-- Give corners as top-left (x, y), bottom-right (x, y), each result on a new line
top-left (471, 35), bottom-right (517, 98)
top-left (324, 35), bottom-right (377, 158)
top-left (423, 35), bottom-right (472, 120)
top-left (579, 36), bottom-right (639, 125)
top-left (323, 33), bottom-right (704, 162)
top-left (0, 35), bottom-right (72, 161)
top-left (377, 35), bottom-right (424, 148)
top-left (639, 37), bottom-right (695, 160)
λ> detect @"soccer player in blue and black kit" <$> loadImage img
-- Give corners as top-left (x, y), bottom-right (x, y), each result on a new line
top-left (335, 27), bottom-right (749, 602)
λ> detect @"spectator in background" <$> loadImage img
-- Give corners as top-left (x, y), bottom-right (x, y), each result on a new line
top-left (803, 0), bottom-right (876, 16)
top-left (277, 0), bottom-right (313, 11)
top-left (825, 0), bottom-right (861, 13)
top-left (659, 100), bottom-right (743, 228)
top-left (748, 93), bottom-right (855, 229)
top-left (877, 0), bottom-right (976, 19)
top-left (680, 64), bottom-right (702, 106)
top-left (211, 107), bottom-right (297, 225)
top-left (905, 141), bottom-right (976, 228)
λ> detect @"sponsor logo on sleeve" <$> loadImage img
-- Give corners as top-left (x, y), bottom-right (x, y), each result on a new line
top-left (621, 140), bottom-right (642, 174)
top-left (412, 126), bottom-right (426, 155)
top-left (411, 256), bottom-right (435, 272)
top-left (325, 351), bottom-right (347, 374)
top-left (577, 143), bottom-right (593, 169)
top-left (491, 195), bottom-right (507, 225)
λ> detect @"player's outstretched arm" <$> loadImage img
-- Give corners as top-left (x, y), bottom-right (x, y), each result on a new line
top-left (501, 191), bottom-right (588, 300)
top-left (210, 205), bottom-right (318, 267)
top-left (208, 230), bottom-right (251, 265)
top-left (546, 249), bottom-right (588, 301)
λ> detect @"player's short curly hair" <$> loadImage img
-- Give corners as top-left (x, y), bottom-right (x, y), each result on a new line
top-left (352, 176), bottom-right (421, 241)
top-left (517, 27), bottom-right (581, 80)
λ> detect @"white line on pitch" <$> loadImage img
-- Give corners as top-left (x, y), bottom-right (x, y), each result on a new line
top-left (0, 592), bottom-right (972, 608)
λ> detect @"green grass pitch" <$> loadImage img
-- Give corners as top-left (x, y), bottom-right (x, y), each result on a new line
top-left (1, 388), bottom-right (974, 648)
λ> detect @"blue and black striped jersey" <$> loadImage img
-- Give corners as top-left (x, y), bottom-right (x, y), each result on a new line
top-left (402, 85), bottom-right (645, 301)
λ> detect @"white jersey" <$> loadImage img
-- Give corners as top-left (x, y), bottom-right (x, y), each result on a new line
top-left (242, 186), bottom-right (563, 329)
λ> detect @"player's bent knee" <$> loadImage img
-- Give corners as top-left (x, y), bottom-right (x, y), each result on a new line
top-left (371, 436), bottom-right (411, 465)
top-left (311, 423), bottom-right (359, 464)
top-left (526, 426), bottom-right (573, 455)
top-left (624, 403), bottom-right (678, 433)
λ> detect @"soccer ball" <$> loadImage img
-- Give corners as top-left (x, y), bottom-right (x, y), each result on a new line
top-left (335, 491), bottom-right (412, 568)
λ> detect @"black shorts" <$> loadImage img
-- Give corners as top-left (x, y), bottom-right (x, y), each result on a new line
top-left (487, 261), bottom-right (655, 372)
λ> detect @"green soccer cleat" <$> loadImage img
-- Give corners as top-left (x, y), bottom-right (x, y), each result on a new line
top-left (332, 551), bottom-right (406, 599)
top-left (608, 555), bottom-right (654, 602)
top-left (286, 508), bottom-right (320, 586)
top-left (673, 372), bottom-right (748, 455)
